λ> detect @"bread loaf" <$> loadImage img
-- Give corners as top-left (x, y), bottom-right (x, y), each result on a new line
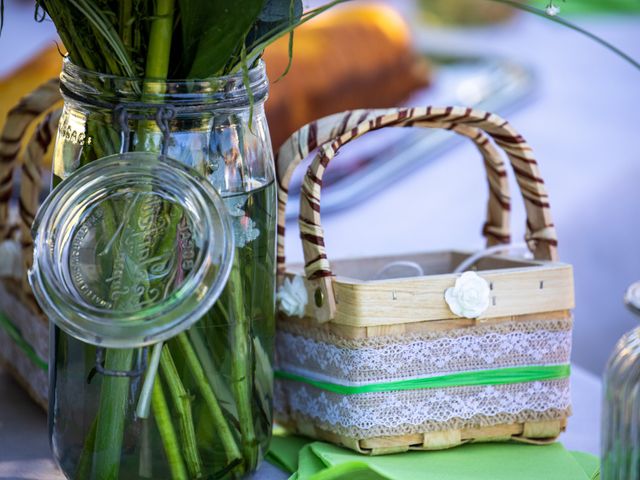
top-left (264, 4), bottom-right (431, 150)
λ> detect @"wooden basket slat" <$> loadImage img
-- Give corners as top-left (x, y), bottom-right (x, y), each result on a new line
top-left (283, 257), bottom-right (573, 328)
top-left (277, 417), bottom-right (567, 455)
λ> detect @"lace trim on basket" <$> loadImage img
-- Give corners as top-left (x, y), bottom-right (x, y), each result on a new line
top-left (275, 378), bottom-right (571, 439)
top-left (277, 317), bottom-right (573, 348)
top-left (276, 326), bottom-right (572, 383)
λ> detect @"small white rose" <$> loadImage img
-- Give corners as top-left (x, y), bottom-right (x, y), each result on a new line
top-left (277, 275), bottom-right (308, 317)
top-left (545, 3), bottom-right (560, 16)
top-left (224, 196), bottom-right (260, 248)
top-left (444, 271), bottom-right (491, 319)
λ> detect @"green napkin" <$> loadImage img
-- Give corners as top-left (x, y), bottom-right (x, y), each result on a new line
top-left (267, 436), bottom-right (600, 480)
top-left (571, 450), bottom-right (601, 480)
top-left (268, 435), bottom-right (313, 473)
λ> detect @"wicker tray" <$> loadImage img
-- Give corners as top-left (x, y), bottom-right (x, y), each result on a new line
top-left (0, 79), bottom-right (61, 409)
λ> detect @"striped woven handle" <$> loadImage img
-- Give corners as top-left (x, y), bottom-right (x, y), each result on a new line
top-left (19, 110), bottom-right (62, 279)
top-left (278, 106), bottom-right (557, 322)
top-left (276, 108), bottom-right (512, 279)
top-left (0, 79), bottom-right (62, 287)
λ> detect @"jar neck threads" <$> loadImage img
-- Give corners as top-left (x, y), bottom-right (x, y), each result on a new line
top-left (60, 58), bottom-right (269, 109)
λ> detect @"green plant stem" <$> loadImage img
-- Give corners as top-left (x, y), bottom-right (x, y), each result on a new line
top-left (160, 345), bottom-right (204, 479)
top-left (139, 9), bottom-right (213, 477)
top-left (139, 419), bottom-right (153, 478)
top-left (136, 342), bottom-right (163, 419)
top-left (227, 256), bottom-right (257, 470)
top-left (49, 2), bottom-right (135, 475)
top-left (91, 193), bottom-right (155, 479)
top-left (188, 328), bottom-right (236, 418)
top-left (137, 0), bottom-right (175, 151)
top-left (41, 0), bottom-right (98, 71)
top-left (67, 0), bottom-right (137, 77)
top-left (121, 0), bottom-right (165, 153)
top-left (173, 333), bottom-right (242, 465)
top-left (92, 349), bottom-right (134, 480)
top-left (119, 0), bottom-right (134, 50)
top-left (74, 416), bottom-right (97, 480)
top-left (90, 1), bottom-right (178, 473)
top-left (152, 378), bottom-right (188, 480)
top-left (145, 0), bottom-right (175, 80)
top-left (89, 23), bottom-right (125, 76)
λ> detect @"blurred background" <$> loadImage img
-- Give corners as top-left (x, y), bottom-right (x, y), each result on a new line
top-left (1, 0), bottom-right (639, 376)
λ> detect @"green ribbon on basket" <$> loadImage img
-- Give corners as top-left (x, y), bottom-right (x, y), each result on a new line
top-left (0, 310), bottom-right (47, 372)
top-left (275, 364), bottom-right (570, 395)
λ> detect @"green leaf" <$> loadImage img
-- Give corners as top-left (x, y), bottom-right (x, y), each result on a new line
top-left (252, 336), bottom-right (273, 428)
top-left (66, 0), bottom-right (137, 77)
top-left (178, 0), bottom-right (265, 78)
top-left (258, 0), bottom-right (302, 22)
top-left (240, 42), bottom-right (255, 129)
top-left (246, 0), bottom-right (301, 59)
top-left (238, 0), bottom-right (350, 72)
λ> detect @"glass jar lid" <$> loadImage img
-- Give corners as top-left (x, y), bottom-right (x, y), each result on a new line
top-left (29, 152), bottom-right (234, 348)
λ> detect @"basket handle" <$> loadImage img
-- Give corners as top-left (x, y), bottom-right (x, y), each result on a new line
top-left (292, 106), bottom-right (557, 322)
top-left (19, 109), bottom-right (62, 284)
top-left (0, 79), bottom-right (62, 290)
top-left (275, 108), bottom-right (512, 278)
top-left (0, 79), bottom-right (61, 241)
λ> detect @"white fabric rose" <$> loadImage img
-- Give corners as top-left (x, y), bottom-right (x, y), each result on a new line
top-left (545, 3), bottom-right (560, 16)
top-left (444, 271), bottom-right (491, 319)
top-left (224, 196), bottom-right (260, 248)
top-left (277, 275), bottom-right (308, 317)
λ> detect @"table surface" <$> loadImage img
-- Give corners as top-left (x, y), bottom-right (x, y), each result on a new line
top-left (1, 3), bottom-right (636, 479)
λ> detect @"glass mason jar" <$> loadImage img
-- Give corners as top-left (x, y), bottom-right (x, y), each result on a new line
top-left (601, 281), bottom-right (640, 480)
top-left (34, 59), bottom-right (276, 479)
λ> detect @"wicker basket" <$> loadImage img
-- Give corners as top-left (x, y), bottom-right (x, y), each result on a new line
top-left (0, 79), bottom-right (62, 409)
top-left (274, 106), bottom-right (574, 454)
